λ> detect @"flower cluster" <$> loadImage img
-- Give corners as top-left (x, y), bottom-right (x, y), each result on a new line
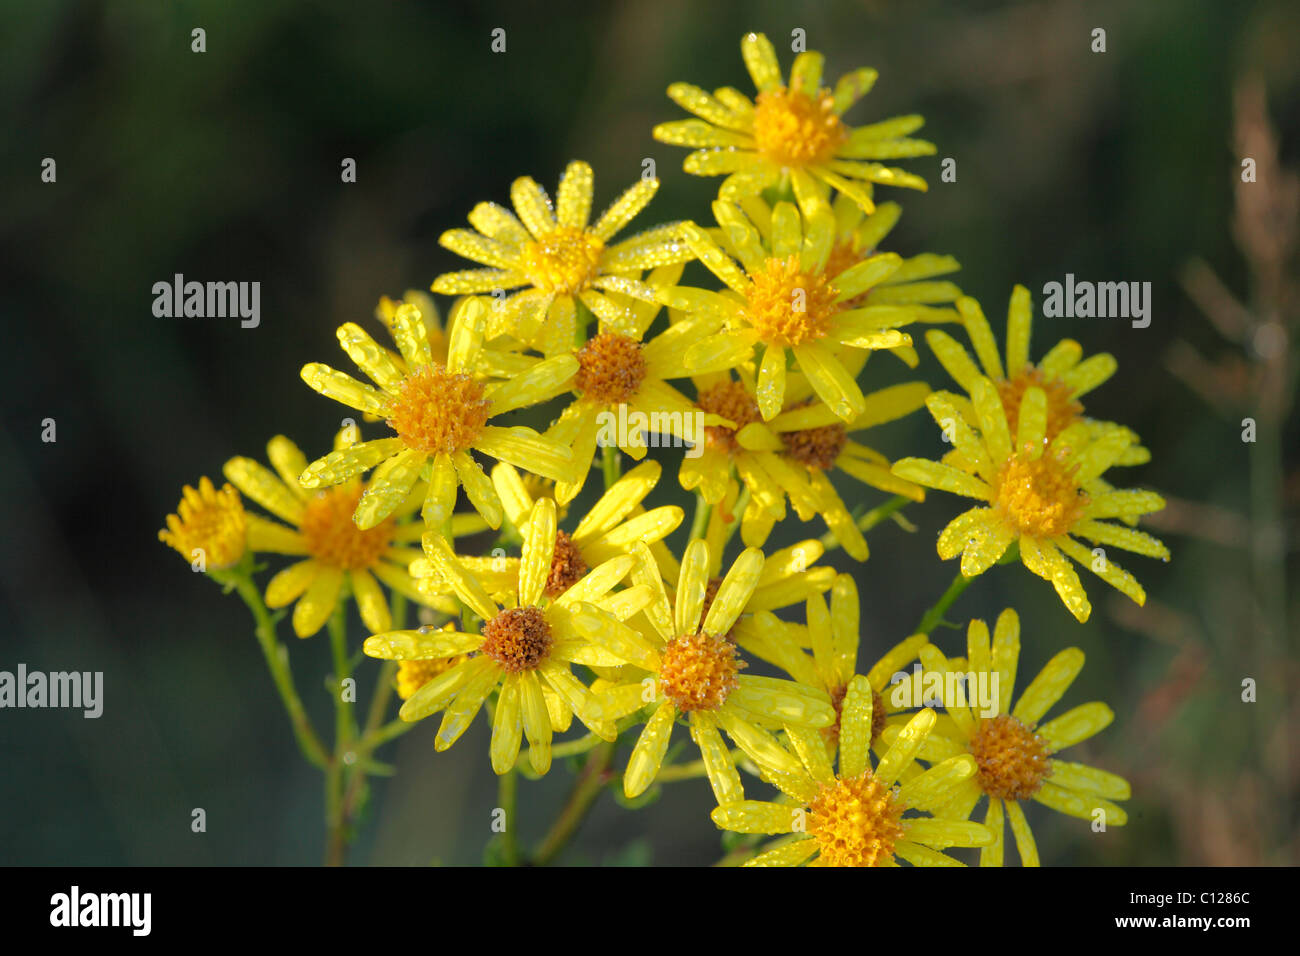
top-left (159, 33), bottom-right (1166, 866)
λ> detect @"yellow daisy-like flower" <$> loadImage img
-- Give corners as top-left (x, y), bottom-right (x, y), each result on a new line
top-left (710, 677), bottom-right (992, 866)
top-left (654, 32), bottom-right (934, 216)
top-left (222, 433), bottom-right (451, 638)
top-left (158, 476), bottom-right (250, 571)
top-left (926, 287), bottom-right (1150, 464)
top-left (298, 296), bottom-right (577, 534)
top-left (395, 625), bottom-right (467, 700)
top-left (431, 160), bottom-right (694, 355)
top-left (363, 498), bottom-right (649, 775)
top-left (542, 267), bottom-right (734, 502)
top-left (732, 574), bottom-right (929, 759)
top-left (667, 197), bottom-right (915, 423)
top-left (904, 608), bottom-right (1130, 866)
top-left (408, 460), bottom-right (685, 603)
top-left (582, 539), bottom-right (836, 803)
top-left (701, 372), bottom-right (929, 559)
top-left (892, 375), bottom-right (1170, 622)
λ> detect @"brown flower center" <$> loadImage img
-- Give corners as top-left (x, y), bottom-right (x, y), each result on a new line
top-left (967, 713), bottom-right (1052, 801)
top-left (481, 606), bottom-right (553, 673)
top-left (783, 422), bottom-right (847, 471)
top-left (575, 332), bottom-right (647, 405)
top-left (696, 381), bottom-right (762, 453)
top-left (545, 530), bottom-right (589, 598)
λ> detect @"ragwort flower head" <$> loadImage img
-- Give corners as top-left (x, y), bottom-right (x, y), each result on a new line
top-left (655, 33), bottom-right (935, 216)
top-left (901, 609), bottom-right (1130, 866)
top-left (298, 296), bottom-right (577, 536)
top-left (432, 160), bottom-right (694, 356)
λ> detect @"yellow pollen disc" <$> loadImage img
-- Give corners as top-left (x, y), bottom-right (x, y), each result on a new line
top-left (396, 656), bottom-right (466, 700)
top-left (481, 605), bottom-right (553, 673)
top-left (808, 770), bottom-right (906, 867)
top-left (997, 367), bottom-right (1083, 442)
top-left (545, 530), bottom-right (589, 598)
top-left (520, 225), bottom-right (604, 295)
top-left (745, 256), bottom-right (840, 348)
top-left (783, 421), bottom-right (847, 471)
top-left (696, 381), bottom-right (761, 453)
top-left (386, 364), bottom-right (491, 456)
top-left (575, 332), bottom-right (647, 405)
top-left (994, 451), bottom-right (1088, 539)
top-left (752, 86), bottom-right (848, 168)
top-left (300, 484), bottom-right (394, 570)
top-left (158, 477), bottom-right (247, 570)
top-left (967, 713), bottom-right (1052, 801)
top-left (658, 630), bottom-right (745, 712)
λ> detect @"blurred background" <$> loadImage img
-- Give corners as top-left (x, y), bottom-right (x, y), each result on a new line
top-left (1, 0), bottom-right (1297, 866)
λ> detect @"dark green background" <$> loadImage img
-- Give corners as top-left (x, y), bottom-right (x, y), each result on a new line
top-left (1, 0), bottom-right (1297, 865)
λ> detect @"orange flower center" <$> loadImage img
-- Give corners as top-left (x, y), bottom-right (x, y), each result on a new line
top-left (752, 86), bottom-right (848, 168)
top-left (696, 380), bottom-right (762, 453)
top-left (745, 255), bottom-right (840, 347)
top-left (994, 451), bottom-right (1088, 539)
top-left (545, 530), bottom-right (589, 598)
top-left (658, 630), bottom-right (745, 712)
top-left (481, 606), bottom-right (553, 673)
top-left (520, 226), bottom-right (604, 295)
top-left (300, 485), bottom-right (395, 569)
top-left (997, 367), bottom-right (1083, 444)
top-left (386, 364), bottom-right (491, 456)
top-left (575, 332), bottom-right (647, 404)
top-left (967, 714), bottom-right (1052, 801)
top-left (808, 769), bottom-right (906, 867)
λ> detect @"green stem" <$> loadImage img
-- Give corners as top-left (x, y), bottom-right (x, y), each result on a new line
top-left (914, 571), bottom-right (975, 637)
top-left (602, 442), bottom-right (621, 490)
top-left (223, 571), bottom-right (329, 769)
top-left (532, 741), bottom-right (616, 866)
top-left (819, 495), bottom-right (911, 551)
top-left (688, 492), bottom-right (712, 541)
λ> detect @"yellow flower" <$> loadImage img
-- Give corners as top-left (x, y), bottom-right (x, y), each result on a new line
top-left (396, 629), bottom-right (467, 701)
top-left (222, 433), bottom-right (458, 638)
top-left (892, 372), bottom-right (1169, 622)
top-left (733, 574), bottom-right (929, 757)
top-left (362, 498), bottom-right (649, 775)
top-left (407, 460), bottom-right (685, 604)
top-left (431, 161), bottom-right (694, 355)
top-left (580, 539), bottom-right (836, 803)
top-left (297, 296), bottom-right (577, 534)
top-left (158, 477), bottom-right (249, 571)
top-left (905, 609), bottom-right (1130, 866)
top-left (666, 197), bottom-right (916, 423)
top-left (926, 287), bottom-right (1150, 463)
top-left (692, 370), bottom-right (929, 558)
top-left (654, 32), bottom-right (934, 215)
top-left (710, 677), bottom-right (992, 866)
